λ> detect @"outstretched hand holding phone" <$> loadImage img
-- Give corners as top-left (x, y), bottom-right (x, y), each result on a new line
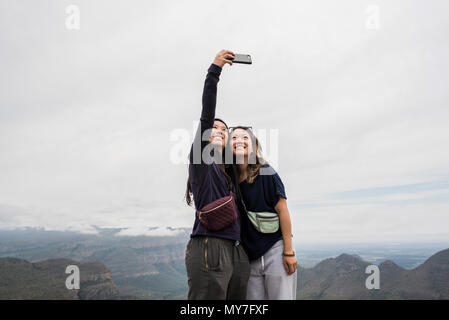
top-left (213, 49), bottom-right (235, 68)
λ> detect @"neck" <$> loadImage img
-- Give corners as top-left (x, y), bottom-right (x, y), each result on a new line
top-left (236, 156), bottom-right (249, 182)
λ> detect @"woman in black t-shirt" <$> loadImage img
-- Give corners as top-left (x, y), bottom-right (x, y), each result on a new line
top-left (228, 126), bottom-right (298, 300)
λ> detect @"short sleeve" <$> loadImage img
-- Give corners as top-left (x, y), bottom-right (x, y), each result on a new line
top-left (272, 172), bottom-right (287, 203)
top-left (264, 168), bottom-right (287, 209)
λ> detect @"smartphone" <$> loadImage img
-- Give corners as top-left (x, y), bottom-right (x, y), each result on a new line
top-left (230, 54), bottom-right (252, 64)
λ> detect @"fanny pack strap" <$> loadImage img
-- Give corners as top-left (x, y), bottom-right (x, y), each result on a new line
top-left (194, 164), bottom-right (236, 214)
top-left (194, 191), bottom-right (234, 215)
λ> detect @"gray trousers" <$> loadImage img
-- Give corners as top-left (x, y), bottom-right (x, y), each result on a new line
top-left (246, 240), bottom-right (297, 300)
top-left (185, 236), bottom-right (250, 300)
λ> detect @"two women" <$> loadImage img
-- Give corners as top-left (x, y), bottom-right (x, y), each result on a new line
top-left (185, 50), bottom-right (297, 300)
top-left (184, 50), bottom-right (250, 300)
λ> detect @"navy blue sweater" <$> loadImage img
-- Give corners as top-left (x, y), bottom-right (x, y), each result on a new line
top-left (188, 63), bottom-right (241, 241)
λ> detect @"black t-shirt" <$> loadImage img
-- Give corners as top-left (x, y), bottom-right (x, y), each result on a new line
top-left (238, 164), bottom-right (287, 261)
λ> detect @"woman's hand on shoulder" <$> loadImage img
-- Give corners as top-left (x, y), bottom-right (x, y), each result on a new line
top-left (213, 49), bottom-right (235, 68)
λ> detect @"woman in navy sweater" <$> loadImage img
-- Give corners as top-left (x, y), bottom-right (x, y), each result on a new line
top-left (184, 50), bottom-right (250, 300)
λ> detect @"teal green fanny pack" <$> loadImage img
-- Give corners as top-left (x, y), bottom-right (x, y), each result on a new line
top-left (247, 211), bottom-right (280, 233)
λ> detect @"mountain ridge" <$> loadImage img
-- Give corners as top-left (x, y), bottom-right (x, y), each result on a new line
top-left (297, 248), bottom-right (449, 299)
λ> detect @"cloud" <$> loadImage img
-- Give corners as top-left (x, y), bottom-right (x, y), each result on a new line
top-left (116, 226), bottom-right (188, 237)
top-left (0, 0), bottom-right (449, 243)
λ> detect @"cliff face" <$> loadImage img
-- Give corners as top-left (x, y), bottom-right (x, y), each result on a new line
top-left (0, 257), bottom-right (122, 300)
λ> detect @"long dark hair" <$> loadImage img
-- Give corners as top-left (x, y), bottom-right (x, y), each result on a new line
top-left (185, 119), bottom-right (231, 207)
top-left (185, 161), bottom-right (232, 207)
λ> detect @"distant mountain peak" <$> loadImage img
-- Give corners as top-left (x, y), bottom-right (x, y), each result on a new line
top-left (335, 253), bottom-right (360, 261)
top-left (379, 260), bottom-right (400, 268)
top-left (378, 260), bottom-right (405, 275)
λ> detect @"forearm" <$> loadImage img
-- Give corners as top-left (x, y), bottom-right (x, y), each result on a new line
top-left (200, 63), bottom-right (222, 130)
top-left (279, 209), bottom-right (293, 253)
top-left (275, 197), bottom-right (297, 274)
top-left (189, 63), bottom-right (222, 164)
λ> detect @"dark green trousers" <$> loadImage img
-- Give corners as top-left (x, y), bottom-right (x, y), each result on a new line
top-left (185, 236), bottom-right (250, 300)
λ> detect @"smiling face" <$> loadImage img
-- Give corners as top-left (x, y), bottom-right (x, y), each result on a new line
top-left (230, 128), bottom-right (253, 157)
top-left (209, 120), bottom-right (228, 149)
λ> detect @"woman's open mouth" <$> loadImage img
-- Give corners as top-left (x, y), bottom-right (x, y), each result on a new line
top-left (235, 144), bottom-right (246, 151)
top-left (212, 135), bottom-right (224, 143)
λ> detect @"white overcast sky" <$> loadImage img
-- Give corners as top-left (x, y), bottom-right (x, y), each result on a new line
top-left (1, 0), bottom-right (449, 244)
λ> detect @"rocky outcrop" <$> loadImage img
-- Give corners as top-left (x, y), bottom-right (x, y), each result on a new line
top-left (0, 257), bottom-right (123, 299)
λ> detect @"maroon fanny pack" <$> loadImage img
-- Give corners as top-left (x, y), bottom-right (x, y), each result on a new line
top-left (197, 191), bottom-right (238, 231)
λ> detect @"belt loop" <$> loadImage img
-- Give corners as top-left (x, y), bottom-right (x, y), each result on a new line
top-left (261, 255), bottom-right (265, 271)
top-left (235, 240), bottom-right (240, 247)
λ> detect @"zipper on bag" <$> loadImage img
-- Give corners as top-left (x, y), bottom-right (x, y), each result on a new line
top-left (258, 217), bottom-right (279, 221)
top-left (256, 213), bottom-right (278, 219)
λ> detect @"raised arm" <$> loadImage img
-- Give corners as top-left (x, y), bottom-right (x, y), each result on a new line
top-left (199, 63), bottom-right (222, 136)
top-left (189, 50), bottom-right (235, 164)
